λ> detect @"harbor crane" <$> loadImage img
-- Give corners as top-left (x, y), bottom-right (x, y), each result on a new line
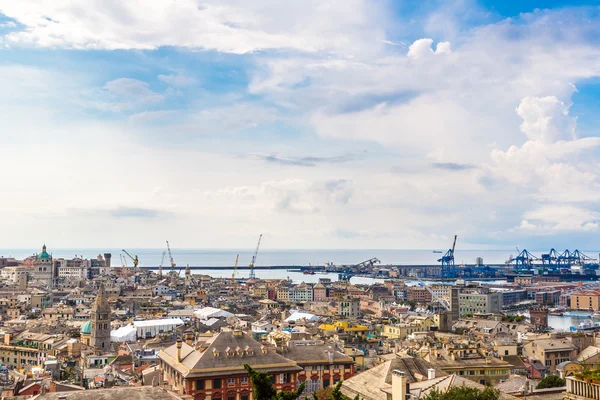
top-left (417, 282), bottom-right (450, 311)
top-left (231, 254), bottom-right (239, 283)
top-left (438, 235), bottom-right (457, 278)
top-left (338, 258), bottom-right (380, 281)
top-left (121, 249), bottom-right (139, 267)
top-left (248, 234), bottom-right (263, 279)
top-left (166, 240), bottom-right (176, 268)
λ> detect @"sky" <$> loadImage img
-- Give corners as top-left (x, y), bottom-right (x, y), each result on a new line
top-left (1, 1), bottom-right (600, 251)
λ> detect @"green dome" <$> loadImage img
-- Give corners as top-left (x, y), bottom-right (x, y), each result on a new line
top-left (38, 244), bottom-right (50, 259)
top-left (81, 320), bottom-right (92, 335)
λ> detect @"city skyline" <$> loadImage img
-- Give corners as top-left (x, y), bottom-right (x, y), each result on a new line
top-left (2, 1), bottom-right (600, 249)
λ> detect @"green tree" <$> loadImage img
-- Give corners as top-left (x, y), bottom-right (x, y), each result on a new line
top-left (421, 385), bottom-right (500, 400)
top-left (312, 381), bottom-right (358, 400)
top-left (536, 375), bottom-right (566, 389)
top-left (244, 364), bottom-right (305, 400)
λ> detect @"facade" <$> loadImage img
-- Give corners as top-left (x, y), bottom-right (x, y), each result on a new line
top-left (290, 284), bottom-right (313, 302)
top-left (459, 291), bottom-right (502, 315)
top-left (523, 338), bottom-right (578, 374)
top-left (501, 290), bottom-right (527, 306)
top-left (0, 266), bottom-right (29, 283)
top-left (382, 317), bottom-right (435, 339)
top-left (570, 290), bottom-right (600, 311)
top-left (159, 330), bottom-right (302, 399)
top-left (282, 340), bottom-right (355, 398)
top-left (338, 299), bottom-right (360, 318)
top-left (313, 284), bottom-right (327, 302)
top-left (90, 284), bottom-right (112, 352)
top-left (406, 286), bottom-right (432, 303)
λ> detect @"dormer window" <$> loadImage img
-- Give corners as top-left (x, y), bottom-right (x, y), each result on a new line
top-left (213, 349), bottom-right (220, 357)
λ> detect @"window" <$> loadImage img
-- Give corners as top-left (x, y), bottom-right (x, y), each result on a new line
top-left (228, 397), bottom-right (235, 400)
top-left (197, 380), bottom-right (204, 390)
top-left (214, 379), bottom-right (222, 389)
top-left (242, 396), bottom-right (249, 400)
top-left (504, 350), bottom-right (509, 355)
top-left (280, 373), bottom-right (291, 383)
top-left (228, 378), bottom-right (236, 385)
top-left (324, 379), bottom-right (330, 388)
top-left (241, 377), bottom-right (249, 384)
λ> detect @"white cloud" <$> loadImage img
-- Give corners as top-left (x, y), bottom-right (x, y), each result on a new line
top-left (3, 4), bottom-right (600, 248)
top-left (0, 0), bottom-right (387, 55)
top-left (516, 96), bottom-right (575, 142)
top-left (435, 41), bottom-right (452, 54)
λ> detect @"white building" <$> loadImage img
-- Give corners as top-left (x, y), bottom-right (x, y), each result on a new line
top-left (290, 283), bottom-right (313, 302)
top-left (1, 266), bottom-right (29, 283)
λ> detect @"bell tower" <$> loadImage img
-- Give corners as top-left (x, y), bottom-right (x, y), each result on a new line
top-left (90, 283), bottom-right (112, 352)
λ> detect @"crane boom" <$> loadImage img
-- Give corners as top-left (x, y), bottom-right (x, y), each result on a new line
top-left (231, 254), bottom-right (239, 283)
top-left (159, 251), bottom-right (166, 276)
top-left (249, 234), bottom-right (263, 279)
top-left (417, 282), bottom-right (450, 311)
top-left (121, 249), bottom-right (139, 267)
top-left (166, 241), bottom-right (176, 268)
top-left (451, 235), bottom-right (457, 255)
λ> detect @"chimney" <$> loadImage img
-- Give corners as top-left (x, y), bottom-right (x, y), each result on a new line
top-left (392, 370), bottom-right (408, 400)
top-left (428, 368), bottom-right (435, 380)
top-left (176, 338), bottom-right (183, 362)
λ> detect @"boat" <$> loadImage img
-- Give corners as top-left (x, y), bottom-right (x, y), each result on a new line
top-left (575, 320), bottom-right (600, 331)
top-left (549, 311), bottom-right (564, 316)
top-left (303, 271), bottom-right (315, 275)
top-left (433, 250), bottom-right (443, 254)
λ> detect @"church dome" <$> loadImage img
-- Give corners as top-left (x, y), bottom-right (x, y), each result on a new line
top-left (81, 320), bottom-right (92, 335)
top-left (37, 244), bottom-right (50, 259)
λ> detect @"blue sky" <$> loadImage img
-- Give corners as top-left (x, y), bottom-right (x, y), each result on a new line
top-left (1, 0), bottom-right (600, 250)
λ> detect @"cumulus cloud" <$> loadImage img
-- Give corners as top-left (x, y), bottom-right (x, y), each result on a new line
top-left (407, 38), bottom-right (452, 59)
top-left (516, 96), bottom-right (576, 142)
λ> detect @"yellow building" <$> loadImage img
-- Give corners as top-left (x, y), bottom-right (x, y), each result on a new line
top-left (319, 321), bottom-right (368, 334)
top-left (382, 317), bottom-right (435, 339)
top-left (570, 291), bottom-right (600, 311)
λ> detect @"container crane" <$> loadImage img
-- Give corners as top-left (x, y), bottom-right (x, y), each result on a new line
top-left (438, 235), bottom-right (457, 278)
top-left (122, 249), bottom-right (139, 267)
top-left (249, 234), bottom-right (263, 279)
top-left (166, 241), bottom-right (176, 268)
top-left (231, 254), bottom-right (239, 283)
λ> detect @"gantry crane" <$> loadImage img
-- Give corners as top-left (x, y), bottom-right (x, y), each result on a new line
top-left (437, 235), bottom-right (457, 278)
top-left (166, 240), bottom-right (176, 268)
top-left (249, 234), bottom-right (263, 279)
top-left (122, 249), bottom-right (139, 267)
top-left (231, 254), bottom-right (239, 283)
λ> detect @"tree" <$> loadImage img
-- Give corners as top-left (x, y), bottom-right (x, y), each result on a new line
top-left (244, 364), bottom-right (305, 400)
top-left (421, 385), bottom-right (500, 400)
top-left (536, 375), bottom-right (566, 389)
top-left (312, 381), bottom-right (358, 400)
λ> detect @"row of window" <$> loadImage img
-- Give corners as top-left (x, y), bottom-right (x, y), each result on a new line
top-left (196, 377), bottom-right (250, 390)
top-left (455, 369), bottom-right (509, 376)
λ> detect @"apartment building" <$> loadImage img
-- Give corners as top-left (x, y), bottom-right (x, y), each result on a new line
top-left (159, 330), bottom-right (302, 399)
top-left (570, 290), bottom-right (600, 311)
top-left (459, 290), bottom-right (502, 315)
